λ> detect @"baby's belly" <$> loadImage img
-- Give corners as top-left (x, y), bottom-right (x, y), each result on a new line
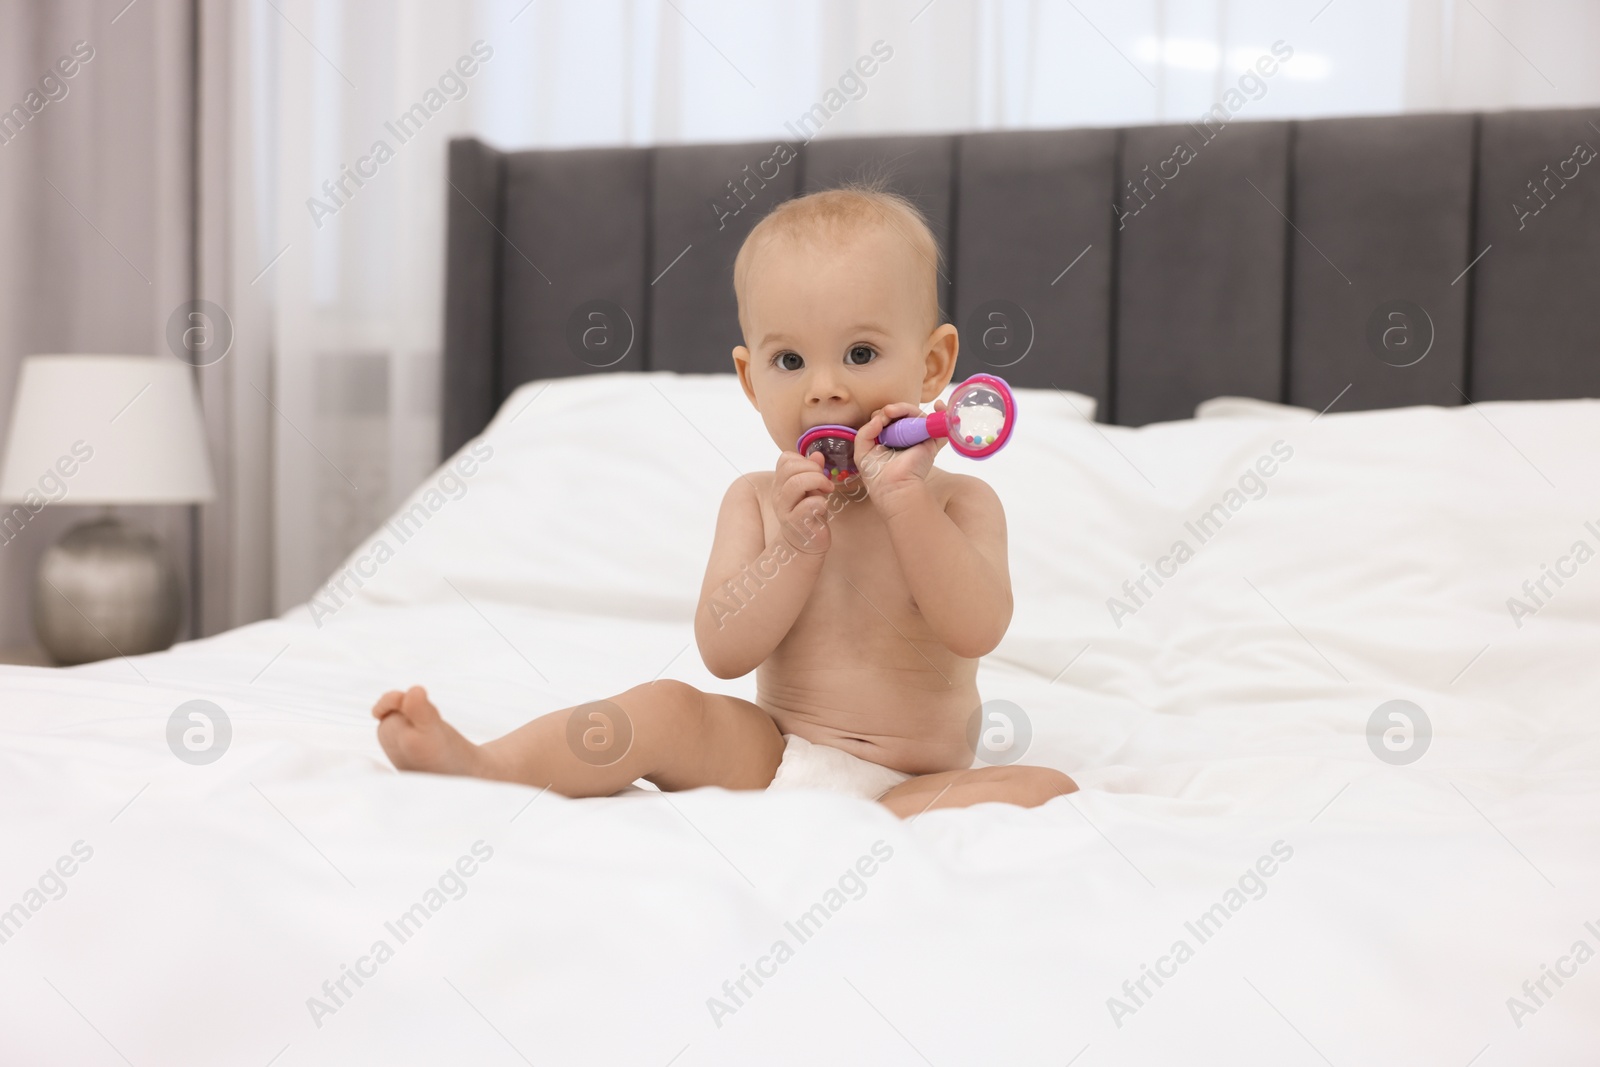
top-left (755, 660), bottom-right (980, 776)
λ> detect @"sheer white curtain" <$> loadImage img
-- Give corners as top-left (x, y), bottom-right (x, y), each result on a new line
top-left (233, 0), bottom-right (1599, 616)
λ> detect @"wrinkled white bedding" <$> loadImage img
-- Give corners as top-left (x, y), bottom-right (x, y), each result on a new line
top-left (3, 372), bottom-right (1597, 1066)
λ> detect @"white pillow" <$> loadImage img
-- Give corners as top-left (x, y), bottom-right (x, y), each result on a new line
top-left (1194, 395), bottom-right (1314, 420)
top-left (1027, 384), bottom-right (1096, 423)
top-left (305, 372), bottom-right (1091, 624)
top-left (982, 398), bottom-right (1600, 714)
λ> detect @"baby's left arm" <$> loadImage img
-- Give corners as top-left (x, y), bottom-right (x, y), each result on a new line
top-left (878, 475), bottom-right (1012, 658)
top-left (854, 401), bottom-right (1012, 658)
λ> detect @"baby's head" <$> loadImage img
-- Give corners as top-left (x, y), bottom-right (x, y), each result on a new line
top-left (731, 182), bottom-right (958, 466)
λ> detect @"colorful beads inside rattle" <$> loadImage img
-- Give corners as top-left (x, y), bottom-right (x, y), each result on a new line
top-left (950, 389), bottom-right (1007, 454)
top-left (802, 430), bottom-right (858, 483)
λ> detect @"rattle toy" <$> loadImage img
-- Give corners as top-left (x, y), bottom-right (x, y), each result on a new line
top-left (795, 372), bottom-right (1017, 483)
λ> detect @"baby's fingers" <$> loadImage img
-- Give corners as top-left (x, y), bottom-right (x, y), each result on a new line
top-left (853, 411), bottom-right (887, 452)
top-left (778, 450), bottom-right (830, 482)
top-left (776, 469), bottom-right (835, 511)
top-left (372, 690), bottom-right (404, 718)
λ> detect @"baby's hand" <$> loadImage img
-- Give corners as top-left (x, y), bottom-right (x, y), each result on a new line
top-left (853, 399), bottom-right (947, 513)
top-left (770, 450), bottom-right (836, 554)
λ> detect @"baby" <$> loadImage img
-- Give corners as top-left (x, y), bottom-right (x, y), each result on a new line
top-left (373, 183), bottom-right (1077, 817)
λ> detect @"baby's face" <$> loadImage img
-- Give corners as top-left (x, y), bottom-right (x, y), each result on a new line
top-left (733, 226), bottom-right (955, 479)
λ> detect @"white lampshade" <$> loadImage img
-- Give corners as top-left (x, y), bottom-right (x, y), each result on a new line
top-left (0, 355), bottom-right (215, 505)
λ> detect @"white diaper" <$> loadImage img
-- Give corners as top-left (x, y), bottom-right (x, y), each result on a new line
top-left (766, 733), bottom-right (912, 801)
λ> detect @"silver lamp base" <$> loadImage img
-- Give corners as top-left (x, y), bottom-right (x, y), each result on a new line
top-left (34, 516), bottom-right (182, 666)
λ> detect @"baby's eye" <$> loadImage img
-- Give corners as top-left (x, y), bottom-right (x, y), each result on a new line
top-left (846, 344), bottom-right (877, 365)
top-left (773, 351), bottom-right (803, 371)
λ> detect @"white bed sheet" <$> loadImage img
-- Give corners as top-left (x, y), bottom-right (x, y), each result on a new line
top-left (3, 372), bottom-right (1597, 1066)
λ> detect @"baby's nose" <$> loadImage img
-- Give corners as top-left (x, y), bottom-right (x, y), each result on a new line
top-left (806, 368), bottom-right (848, 404)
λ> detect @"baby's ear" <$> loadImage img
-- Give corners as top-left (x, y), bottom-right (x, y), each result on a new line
top-left (732, 346), bottom-right (759, 406)
top-left (921, 323), bottom-right (959, 402)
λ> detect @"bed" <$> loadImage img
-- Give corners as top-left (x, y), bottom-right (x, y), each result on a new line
top-left (5, 110), bottom-right (1600, 1065)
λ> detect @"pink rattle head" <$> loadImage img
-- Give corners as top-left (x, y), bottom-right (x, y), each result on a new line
top-left (794, 373), bottom-right (1017, 481)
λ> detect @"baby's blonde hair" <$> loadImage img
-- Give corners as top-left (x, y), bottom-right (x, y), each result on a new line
top-left (733, 179), bottom-right (943, 342)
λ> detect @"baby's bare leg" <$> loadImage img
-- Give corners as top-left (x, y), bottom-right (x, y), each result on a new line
top-left (373, 679), bottom-right (783, 798)
top-left (877, 765), bottom-right (1078, 819)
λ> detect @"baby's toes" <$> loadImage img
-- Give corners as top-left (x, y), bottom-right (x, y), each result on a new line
top-left (400, 685), bottom-right (442, 726)
top-left (372, 689), bottom-right (404, 718)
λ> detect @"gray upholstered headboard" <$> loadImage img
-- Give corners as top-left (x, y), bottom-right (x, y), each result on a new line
top-left (442, 107), bottom-right (1600, 456)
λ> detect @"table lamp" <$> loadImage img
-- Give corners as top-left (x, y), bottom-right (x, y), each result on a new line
top-left (0, 355), bottom-right (216, 665)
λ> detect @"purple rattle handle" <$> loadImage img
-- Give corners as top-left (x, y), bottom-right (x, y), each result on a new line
top-left (879, 416), bottom-right (931, 448)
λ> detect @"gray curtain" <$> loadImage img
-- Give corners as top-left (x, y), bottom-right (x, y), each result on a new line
top-left (0, 0), bottom-right (267, 654)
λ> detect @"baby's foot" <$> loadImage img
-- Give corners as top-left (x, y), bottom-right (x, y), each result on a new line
top-left (372, 686), bottom-right (484, 777)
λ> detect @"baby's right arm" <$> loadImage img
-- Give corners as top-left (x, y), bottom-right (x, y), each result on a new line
top-left (694, 452), bottom-right (834, 679)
